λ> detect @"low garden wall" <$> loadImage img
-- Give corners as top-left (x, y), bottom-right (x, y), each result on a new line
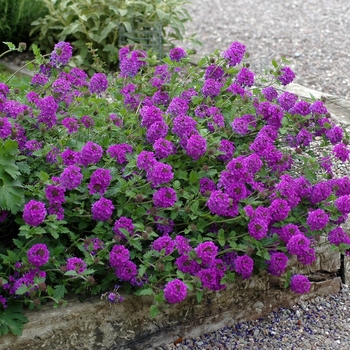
top-left (0, 240), bottom-right (341, 350)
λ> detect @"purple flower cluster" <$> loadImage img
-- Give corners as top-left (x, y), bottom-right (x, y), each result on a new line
top-left (113, 217), bottom-right (134, 240)
top-left (50, 42), bottom-right (73, 67)
top-left (199, 177), bottom-right (216, 196)
top-left (195, 241), bottom-right (218, 266)
top-left (0, 117), bottom-right (12, 139)
top-left (267, 252), bottom-right (288, 276)
top-left (153, 138), bottom-right (176, 159)
top-left (153, 187), bottom-right (177, 208)
top-left (164, 279), bottom-right (187, 304)
top-left (88, 168), bottom-right (112, 195)
top-left (152, 235), bottom-right (175, 255)
top-left (60, 165), bottom-right (83, 190)
top-left (185, 134), bottom-right (207, 160)
top-left (91, 197), bottom-right (114, 221)
top-left (80, 141), bottom-right (103, 166)
top-left (290, 274), bottom-right (311, 294)
top-left (232, 114), bottom-right (256, 135)
top-left (27, 244), bottom-right (50, 267)
top-left (262, 86), bottom-right (278, 101)
top-left (205, 65), bottom-right (225, 81)
top-left (278, 66), bottom-right (295, 86)
top-left (89, 73), bottom-right (108, 94)
top-left (202, 79), bottom-right (223, 98)
top-left (328, 227), bottom-right (350, 246)
top-left (107, 143), bottom-right (133, 164)
top-left (217, 139), bottom-right (235, 162)
top-left (287, 234), bottom-right (316, 265)
top-left (234, 254), bottom-right (254, 279)
top-left (306, 209), bottom-right (329, 231)
top-left (223, 41), bottom-right (246, 66)
top-left (236, 67), bottom-right (255, 87)
top-left (66, 257), bottom-right (86, 273)
top-left (84, 238), bottom-right (104, 255)
top-left (169, 47), bottom-right (186, 62)
top-left (62, 117), bottom-right (79, 133)
top-left (23, 200), bottom-right (47, 226)
top-left (119, 47), bottom-right (147, 78)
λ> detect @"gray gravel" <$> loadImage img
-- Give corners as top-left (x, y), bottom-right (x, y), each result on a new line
top-left (179, 0), bottom-right (350, 99)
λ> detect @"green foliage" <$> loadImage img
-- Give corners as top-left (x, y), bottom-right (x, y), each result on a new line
top-left (0, 301), bottom-right (29, 336)
top-left (0, 140), bottom-right (25, 214)
top-left (30, 0), bottom-right (194, 68)
top-left (0, 0), bottom-right (47, 52)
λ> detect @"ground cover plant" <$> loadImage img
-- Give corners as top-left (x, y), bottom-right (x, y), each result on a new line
top-left (1, 40), bottom-right (350, 336)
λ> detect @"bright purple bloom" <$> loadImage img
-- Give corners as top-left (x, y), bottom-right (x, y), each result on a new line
top-left (269, 199), bottom-right (291, 222)
top-left (195, 241), bottom-right (218, 266)
top-left (27, 244), bottom-right (50, 267)
top-left (207, 190), bottom-right (239, 217)
top-left (152, 235), bottom-right (175, 255)
top-left (172, 115), bottom-right (197, 138)
top-left (60, 165), bottom-right (83, 190)
top-left (175, 255), bottom-right (201, 275)
top-left (223, 41), bottom-right (246, 66)
top-left (199, 178), bottom-right (216, 196)
top-left (23, 200), bottom-right (47, 226)
top-left (232, 114), bottom-right (256, 135)
top-left (227, 82), bottom-right (247, 97)
top-left (174, 236), bottom-right (192, 255)
top-left (81, 115), bottom-right (94, 128)
top-left (278, 66), bottom-right (295, 86)
top-left (0, 82), bottom-right (9, 98)
top-left (185, 134), bottom-right (206, 160)
top-left (140, 105), bottom-right (163, 128)
top-left (50, 42), bottom-right (73, 67)
top-left (296, 129), bottom-right (313, 147)
top-left (310, 101), bottom-right (328, 115)
top-left (166, 97), bottom-right (189, 117)
top-left (267, 252), bottom-right (288, 276)
top-left (136, 151), bottom-right (157, 172)
top-left (147, 162), bottom-right (174, 187)
top-left (109, 245), bottom-right (130, 268)
top-left (45, 185), bottom-right (65, 205)
top-left (205, 65), bottom-right (225, 81)
top-left (202, 78), bottom-right (223, 97)
top-left (62, 117), bottom-right (79, 133)
top-left (0, 117), bottom-right (12, 138)
top-left (146, 120), bottom-right (169, 144)
top-left (248, 218), bottom-right (269, 240)
top-left (80, 141), bottom-right (103, 166)
top-left (48, 204), bottom-right (64, 220)
top-left (326, 126), bottom-right (344, 144)
top-left (278, 224), bottom-right (302, 244)
top-left (217, 139), bottom-right (235, 162)
top-left (310, 181), bottom-right (332, 204)
top-left (262, 86), bottom-right (278, 101)
top-left (84, 238), bottom-right (104, 255)
top-left (169, 47), bottom-right (186, 62)
top-left (155, 216), bottom-right (175, 235)
top-left (66, 257), bottom-right (86, 274)
top-left (333, 143), bottom-right (350, 162)
top-left (335, 195), bottom-right (350, 215)
top-left (197, 266), bottom-right (226, 291)
top-left (152, 90), bottom-right (170, 106)
top-left (115, 260), bottom-right (138, 282)
top-left (287, 234), bottom-right (311, 255)
top-left (277, 91), bottom-right (298, 111)
top-left (234, 255), bottom-right (254, 279)
top-left (91, 197), bottom-right (114, 221)
top-left (88, 168), bottom-right (112, 195)
top-left (107, 143), bottom-right (133, 164)
top-left (290, 274), bottom-right (311, 294)
top-left (164, 279), bottom-right (188, 304)
top-left (236, 67), bottom-right (255, 87)
top-left (89, 73), bottom-right (108, 94)
top-left (61, 148), bottom-right (81, 166)
top-left (306, 209), bottom-right (329, 231)
top-left (153, 138), bottom-right (176, 159)
top-left (153, 187), bottom-right (177, 208)
top-left (31, 73), bottom-right (49, 86)
top-left (290, 101), bottom-right (310, 116)
top-left (328, 227), bottom-right (350, 246)
top-left (112, 217), bottom-right (134, 240)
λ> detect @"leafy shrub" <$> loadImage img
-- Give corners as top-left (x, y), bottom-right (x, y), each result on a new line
top-left (1, 40), bottom-right (350, 335)
top-left (29, 0), bottom-right (195, 69)
top-left (0, 0), bottom-right (47, 52)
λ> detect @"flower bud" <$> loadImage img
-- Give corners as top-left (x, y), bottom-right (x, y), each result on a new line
top-left (189, 224), bottom-right (197, 231)
top-left (156, 262), bottom-right (164, 272)
top-left (13, 88), bottom-right (20, 94)
top-left (145, 226), bottom-right (153, 233)
top-left (343, 138), bottom-right (349, 145)
top-left (321, 96), bottom-right (327, 103)
top-left (38, 282), bottom-right (46, 291)
top-left (210, 57), bottom-right (215, 63)
top-left (135, 194), bottom-right (144, 203)
top-left (18, 42), bottom-right (27, 52)
top-left (33, 298), bottom-right (41, 307)
top-left (184, 206), bottom-right (191, 213)
top-left (142, 232), bottom-right (149, 240)
top-left (295, 147), bottom-right (302, 154)
top-left (202, 164), bottom-right (209, 172)
top-left (60, 265), bottom-right (67, 273)
top-left (87, 276), bottom-right (95, 285)
top-left (149, 207), bottom-right (158, 216)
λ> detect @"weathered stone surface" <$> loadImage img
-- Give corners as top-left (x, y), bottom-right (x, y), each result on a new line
top-left (0, 274), bottom-right (341, 350)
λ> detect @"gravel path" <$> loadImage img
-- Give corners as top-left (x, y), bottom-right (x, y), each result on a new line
top-left (148, 2), bottom-right (350, 349)
top-left (179, 0), bottom-right (350, 99)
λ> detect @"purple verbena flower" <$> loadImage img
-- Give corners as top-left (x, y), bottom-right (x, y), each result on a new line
top-left (267, 252), bottom-right (288, 276)
top-left (50, 42), bottom-right (73, 67)
top-left (60, 165), bottom-right (83, 190)
top-left (23, 200), bottom-right (46, 226)
top-left (169, 47), bottom-right (186, 62)
top-left (164, 279), bottom-right (187, 304)
top-left (152, 235), bottom-right (175, 255)
top-left (306, 209), bottom-right (329, 231)
top-left (185, 134), bottom-right (206, 160)
top-left (80, 141), bottom-right (103, 166)
top-left (107, 143), bottom-right (133, 165)
top-left (88, 168), bottom-right (112, 195)
top-left (290, 274), bottom-right (311, 294)
top-left (195, 241), bottom-right (218, 266)
top-left (89, 73), bottom-right (108, 94)
top-left (234, 254), bottom-right (254, 279)
top-left (66, 257), bottom-right (86, 274)
top-left (223, 41), bottom-right (246, 66)
top-left (91, 197), bottom-right (114, 221)
top-left (27, 244), bottom-right (50, 267)
top-left (153, 187), bottom-right (177, 208)
top-left (278, 66), bottom-right (295, 86)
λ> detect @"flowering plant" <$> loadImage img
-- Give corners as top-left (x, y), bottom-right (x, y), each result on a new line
top-left (1, 40), bottom-right (350, 335)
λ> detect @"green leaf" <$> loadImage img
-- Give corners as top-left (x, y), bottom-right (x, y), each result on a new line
top-left (0, 301), bottom-right (29, 336)
top-left (150, 304), bottom-right (159, 319)
top-left (196, 290), bottom-right (203, 303)
top-left (3, 42), bottom-right (16, 50)
top-left (271, 59), bottom-right (278, 68)
top-left (135, 287), bottom-right (154, 296)
top-left (218, 229), bottom-right (226, 247)
top-left (15, 285), bottom-right (29, 295)
top-left (53, 284), bottom-right (67, 301)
